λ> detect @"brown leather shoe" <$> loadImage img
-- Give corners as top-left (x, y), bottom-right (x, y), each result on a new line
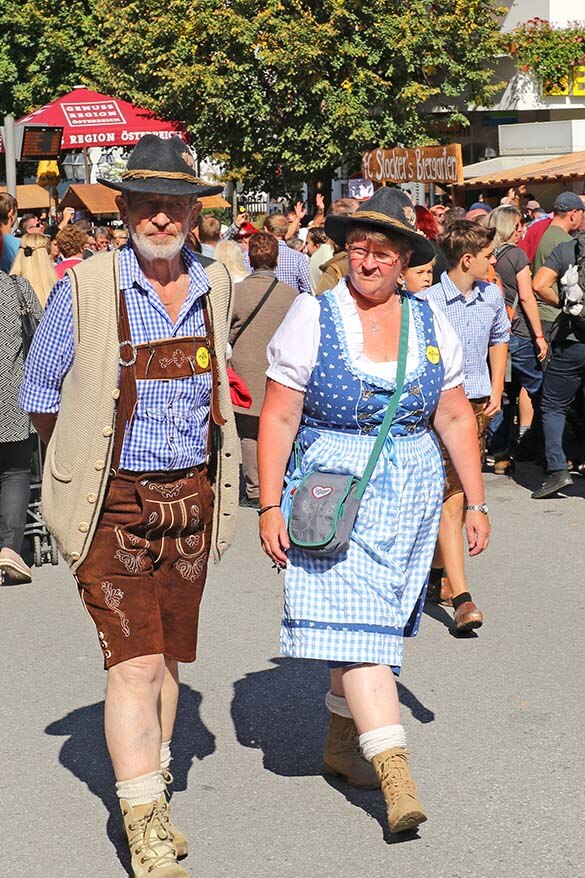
top-left (439, 577), bottom-right (453, 607)
top-left (494, 458), bottom-right (512, 475)
top-left (453, 600), bottom-right (483, 633)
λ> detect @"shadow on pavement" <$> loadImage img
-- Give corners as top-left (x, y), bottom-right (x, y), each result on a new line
top-left (232, 656), bottom-right (433, 841)
top-left (45, 683), bottom-right (215, 875)
top-left (422, 601), bottom-right (453, 630)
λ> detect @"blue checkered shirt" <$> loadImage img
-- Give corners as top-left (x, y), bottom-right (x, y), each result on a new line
top-left (275, 240), bottom-right (311, 294)
top-left (424, 271), bottom-right (510, 399)
top-left (20, 245), bottom-right (213, 472)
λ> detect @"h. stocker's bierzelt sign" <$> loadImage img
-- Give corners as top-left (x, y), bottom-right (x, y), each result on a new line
top-left (362, 144), bottom-right (463, 186)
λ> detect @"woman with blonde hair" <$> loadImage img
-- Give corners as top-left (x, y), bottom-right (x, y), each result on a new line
top-left (486, 204), bottom-right (547, 472)
top-left (213, 239), bottom-right (250, 283)
top-left (10, 233), bottom-right (57, 308)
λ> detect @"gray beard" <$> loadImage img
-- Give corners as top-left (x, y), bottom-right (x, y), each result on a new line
top-left (130, 226), bottom-right (187, 262)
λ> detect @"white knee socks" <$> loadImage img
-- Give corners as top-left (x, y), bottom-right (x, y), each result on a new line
top-left (160, 739), bottom-right (172, 772)
top-left (115, 769), bottom-right (164, 806)
top-left (325, 690), bottom-right (353, 718)
top-left (359, 725), bottom-right (407, 762)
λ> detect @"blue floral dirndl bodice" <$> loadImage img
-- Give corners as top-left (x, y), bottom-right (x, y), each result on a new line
top-left (297, 288), bottom-right (444, 451)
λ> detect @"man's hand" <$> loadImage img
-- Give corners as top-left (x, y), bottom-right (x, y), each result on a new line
top-left (484, 393), bottom-right (502, 418)
top-left (535, 336), bottom-right (548, 362)
top-left (235, 211), bottom-right (248, 228)
top-left (315, 193), bottom-right (325, 213)
top-left (58, 207), bottom-right (75, 230)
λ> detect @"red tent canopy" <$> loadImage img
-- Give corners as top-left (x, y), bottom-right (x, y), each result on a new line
top-left (15, 85), bottom-right (185, 150)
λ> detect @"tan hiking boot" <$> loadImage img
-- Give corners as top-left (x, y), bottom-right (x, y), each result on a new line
top-left (161, 769), bottom-right (188, 859)
top-left (372, 747), bottom-right (427, 833)
top-left (323, 713), bottom-right (380, 789)
top-left (120, 795), bottom-right (188, 877)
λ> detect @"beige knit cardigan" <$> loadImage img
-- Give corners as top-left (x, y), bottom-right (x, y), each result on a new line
top-left (41, 250), bottom-right (239, 571)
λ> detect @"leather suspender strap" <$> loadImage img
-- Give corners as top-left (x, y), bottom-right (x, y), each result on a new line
top-left (111, 289), bottom-right (138, 476)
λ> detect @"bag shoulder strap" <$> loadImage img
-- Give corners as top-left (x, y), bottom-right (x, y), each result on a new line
top-left (354, 294), bottom-right (410, 501)
top-left (231, 277), bottom-right (278, 348)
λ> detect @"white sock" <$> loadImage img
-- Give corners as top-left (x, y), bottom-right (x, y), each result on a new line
top-left (115, 769), bottom-right (164, 806)
top-left (160, 740), bottom-right (172, 772)
top-left (359, 725), bottom-right (407, 762)
top-left (325, 690), bottom-right (353, 718)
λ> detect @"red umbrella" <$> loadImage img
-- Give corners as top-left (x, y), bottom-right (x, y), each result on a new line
top-left (14, 85), bottom-right (185, 149)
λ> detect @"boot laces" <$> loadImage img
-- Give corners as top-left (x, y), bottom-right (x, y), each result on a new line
top-left (161, 768), bottom-right (174, 790)
top-left (378, 749), bottom-right (416, 800)
top-left (127, 800), bottom-right (176, 873)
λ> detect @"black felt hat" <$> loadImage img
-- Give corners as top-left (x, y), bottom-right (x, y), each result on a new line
top-left (325, 187), bottom-right (435, 267)
top-left (98, 134), bottom-right (224, 197)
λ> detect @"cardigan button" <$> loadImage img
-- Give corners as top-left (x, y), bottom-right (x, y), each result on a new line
top-left (70, 552), bottom-right (80, 561)
top-left (87, 493), bottom-right (97, 504)
top-left (78, 522), bottom-right (89, 533)
top-left (95, 459), bottom-right (106, 470)
top-left (102, 426), bottom-right (113, 437)
top-left (112, 388), bottom-right (121, 400)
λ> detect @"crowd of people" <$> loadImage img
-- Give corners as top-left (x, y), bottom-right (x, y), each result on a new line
top-left (1, 133), bottom-right (585, 875)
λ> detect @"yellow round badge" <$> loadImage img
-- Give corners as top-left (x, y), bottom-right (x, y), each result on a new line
top-left (196, 346), bottom-right (210, 369)
top-left (426, 345), bottom-right (440, 365)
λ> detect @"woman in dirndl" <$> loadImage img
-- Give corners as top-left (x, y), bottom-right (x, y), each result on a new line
top-left (257, 188), bottom-right (490, 834)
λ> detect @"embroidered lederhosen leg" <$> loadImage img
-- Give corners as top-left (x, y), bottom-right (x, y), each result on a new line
top-left (75, 467), bottom-right (213, 669)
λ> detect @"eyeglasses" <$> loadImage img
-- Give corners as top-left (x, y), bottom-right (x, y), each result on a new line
top-left (347, 245), bottom-right (400, 266)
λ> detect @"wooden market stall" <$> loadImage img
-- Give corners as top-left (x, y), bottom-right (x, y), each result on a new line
top-left (454, 150), bottom-right (585, 208)
top-left (0, 184), bottom-right (50, 211)
top-left (58, 184), bottom-right (231, 221)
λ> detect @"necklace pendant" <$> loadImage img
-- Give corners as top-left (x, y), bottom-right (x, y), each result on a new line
top-left (370, 323), bottom-right (379, 332)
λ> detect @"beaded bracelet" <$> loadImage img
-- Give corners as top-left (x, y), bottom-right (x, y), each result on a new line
top-left (258, 504), bottom-right (281, 517)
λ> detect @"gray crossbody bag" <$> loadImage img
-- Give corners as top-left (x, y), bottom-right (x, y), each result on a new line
top-left (287, 295), bottom-right (410, 558)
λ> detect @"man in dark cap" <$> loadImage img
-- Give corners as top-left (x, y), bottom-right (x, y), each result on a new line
top-left (20, 135), bottom-right (238, 877)
top-left (531, 191), bottom-right (585, 339)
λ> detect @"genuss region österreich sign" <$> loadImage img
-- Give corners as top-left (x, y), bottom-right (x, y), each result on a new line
top-left (8, 86), bottom-right (185, 150)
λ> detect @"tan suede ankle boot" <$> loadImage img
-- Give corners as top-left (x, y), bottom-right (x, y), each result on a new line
top-left (161, 770), bottom-right (188, 859)
top-left (120, 794), bottom-right (188, 877)
top-left (372, 747), bottom-right (427, 833)
top-left (323, 713), bottom-right (380, 789)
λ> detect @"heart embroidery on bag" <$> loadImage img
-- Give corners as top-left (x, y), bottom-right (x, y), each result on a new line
top-left (312, 485), bottom-right (333, 499)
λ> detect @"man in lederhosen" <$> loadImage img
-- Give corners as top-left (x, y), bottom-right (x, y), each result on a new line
top-left (20, 135), bottom-right (238, 878)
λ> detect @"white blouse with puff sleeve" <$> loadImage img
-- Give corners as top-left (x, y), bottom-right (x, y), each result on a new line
top-left (266, 281), bottom-right (463, 392)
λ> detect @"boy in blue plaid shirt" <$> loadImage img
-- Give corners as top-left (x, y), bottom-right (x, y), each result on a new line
top-left (424, 220), bottom-right (510, 633)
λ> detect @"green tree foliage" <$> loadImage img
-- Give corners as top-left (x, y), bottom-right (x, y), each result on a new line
top-left (1, 0), bottom-right (506, 189)
top-left (0, 0), bottom-right (97, 117)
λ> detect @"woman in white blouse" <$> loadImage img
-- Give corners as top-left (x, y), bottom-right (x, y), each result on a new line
top-left (257, 189), bottom-right (490, 834)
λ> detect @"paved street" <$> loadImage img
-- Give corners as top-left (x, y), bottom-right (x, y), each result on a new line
top-left (2, 462), bottom-right (584, 878)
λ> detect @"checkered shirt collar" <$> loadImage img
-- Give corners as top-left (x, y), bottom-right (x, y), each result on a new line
top-left (440, 271), bottom-right (484, 305)
top-left (118, 243), bottom-right (210, 298)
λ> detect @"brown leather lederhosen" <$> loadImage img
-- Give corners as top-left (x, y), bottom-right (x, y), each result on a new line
top-left (75, 292), bottom-right (225, 669)
top-left (440, 398), bottom-right (492, 501)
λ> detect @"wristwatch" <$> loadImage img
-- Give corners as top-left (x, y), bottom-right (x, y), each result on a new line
top-left (465, 503), bottom-right (489, 514)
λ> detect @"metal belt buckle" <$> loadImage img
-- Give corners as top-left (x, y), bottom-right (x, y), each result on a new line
top-left (119, 340), bottom-right (137, 367)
